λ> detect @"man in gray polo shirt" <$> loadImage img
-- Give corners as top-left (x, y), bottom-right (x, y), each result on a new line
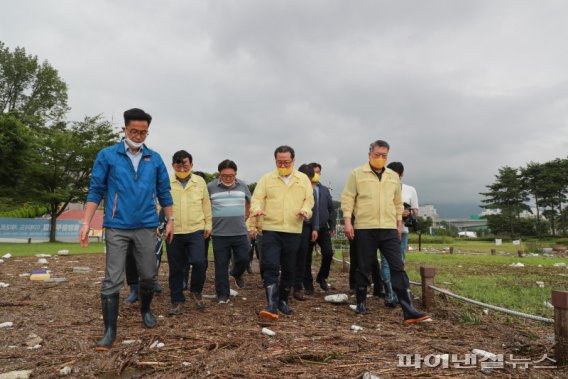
top-left (208, 159), bottom-right (252, 303)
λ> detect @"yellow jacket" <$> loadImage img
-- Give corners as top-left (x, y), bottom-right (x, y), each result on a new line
top-left (170, 174), bottom-right (212, 234)
top-left (250, 169), bottom-right (314, 233)
top-left (341, 164), bottom-right (403, 229)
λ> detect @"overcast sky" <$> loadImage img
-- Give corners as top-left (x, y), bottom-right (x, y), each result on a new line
top-left (2, 1), bottom-right (567, 217)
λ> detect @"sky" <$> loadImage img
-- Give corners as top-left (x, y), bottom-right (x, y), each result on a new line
top-left (1, 1), bottom-right (567, 218)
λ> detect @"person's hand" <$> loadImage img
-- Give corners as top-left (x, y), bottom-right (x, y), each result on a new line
top-left (330, 228), bottom-right (336, 237)
top-left (156, 228), bottom-right (162, 238)
top-left (402, 210), bottom-right (410, 217)
top-left (297, 210), bottom-right (309, 220)
top-left (204, 229), bottom-right (212, 239)
top-left (164, 221), bottom-right (174, 243)
top-left (311, 230), bottom-right (318, 242)
top-left (344, 223), bottom-right (355, 240)
top-left (397, 224), bottom-right (403, 240)
top-left (249, 229), bottom-right (257, 240)
top-left (79, 224), bottom-right (90, 247)
top-left (252, 209), bottom-right (265, 217)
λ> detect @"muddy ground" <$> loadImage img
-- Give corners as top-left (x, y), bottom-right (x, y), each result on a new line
top-left (0, 253), bottom-right (565, 378)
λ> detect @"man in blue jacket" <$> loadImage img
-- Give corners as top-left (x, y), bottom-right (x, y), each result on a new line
top-left (80, 108), bottom-right (174, 351)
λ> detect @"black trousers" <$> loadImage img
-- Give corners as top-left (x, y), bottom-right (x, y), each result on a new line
top-left (348, 237), bottom-right (382, 291)
top-left (294, 223), bottom-right (313, 291)
top-left (260, 231), bottom-right (300, 296)
top-left (354, 229), bottom-right (407, 294)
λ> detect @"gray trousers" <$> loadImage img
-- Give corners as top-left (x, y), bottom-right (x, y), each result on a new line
top-left (101, 228), bottom-right (156, 295)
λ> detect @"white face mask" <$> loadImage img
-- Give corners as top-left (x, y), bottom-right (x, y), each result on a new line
top-left (125, 137), bottom-right (144, 149)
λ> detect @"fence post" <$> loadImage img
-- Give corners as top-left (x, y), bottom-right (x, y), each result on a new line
top-left (517, 250), bottom-right (524, 258)
top-left (449, 247), bottom-right (454, 254)
top-left (552, 290), bottom-right (568, 366)
top-left (420, 266), bottom-right (436, 310)
top-left (342, 250), bottom-right (349, 273)
top-left (491, 249), bottom-right (496, 255)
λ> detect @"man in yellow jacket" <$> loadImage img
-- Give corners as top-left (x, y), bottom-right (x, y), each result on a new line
top-left (166, 150), bottom-right (212, 315)
top-left (341, 140), bottom-right (430, 323)
top-left (250, 145), bottom-right (314, 319)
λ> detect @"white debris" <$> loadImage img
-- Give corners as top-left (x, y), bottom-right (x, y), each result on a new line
top-left (553, 262), bottom-right (566, 267)
top-left (349, 304), bottom-right (357, 311)
top-left (72, 267), bottom-right (91, 273)
top-left (362, 372), bottom-right (380, 379)
top-left (182, 362), bottom-right (191, 367)
top-left (44, 278), bottom-right (66, 283)
top-left (0, 282), bottom-right (10, 288)
top-left (0, 322), bottom-right (14, 328)
top-left (202, 294), bottom-right (216, 300)
top-left (261, 327), bottom-right (276, 336)
top-left (0, 259), bottom-right (3, 264)
top-left (121, 340), bottom-right (138, 345)
top-left (536, 281), bottom-right (545, 288)
top-left (482, 309), bottom-right (489, 315)
top-left (472, 349), bottom-right (497, 360)
top-left (229, 289), bottom-right (239, 297)
top-left (408, 246), bottom-right (414, 251)
top-left (57, 250), bottom-right (69, 256)
top-left (19, 273), bottom-right (30, 277)
top-left (544, 301), bottom-right (554, 309)
top-left (156, 342), bottom-right (165, 348)
top-left (37, 258), bottom-right (48, 264)
top-left (509, 262), bottom-right (525, 267)
top-left (150, 340), bottom-right (159, 349)
top-left (28, 344), bottom-right (42, 350)
top-left (59, 366), bottom-right (71, 376)
top-left (241, 297), bottom-right (247, 301)
top-left (324, 293), bottom-right (349, 303)
top-left (457, 265), bottom-right (463, 268)
top-left (35, 254), bottom-right (51, 258)
top-left (0, 370), bottom-right (33, 379)
top-left (351, 324), bottom-right (363, 332)
top-left (2, 253), bottom-right (12, 259)
top-left (538, 265), bottom-right (543, 267)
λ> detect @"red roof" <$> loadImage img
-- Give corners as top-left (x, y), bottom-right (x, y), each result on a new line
top-left (58, 210), bottom-right (104, 230)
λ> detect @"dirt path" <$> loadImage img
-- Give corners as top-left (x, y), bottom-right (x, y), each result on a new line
top-left (0, 254), bottom-right (564, 378)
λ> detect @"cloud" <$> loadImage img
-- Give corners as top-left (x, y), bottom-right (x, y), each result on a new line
top-left (1, 0), bottom-right (567, 215)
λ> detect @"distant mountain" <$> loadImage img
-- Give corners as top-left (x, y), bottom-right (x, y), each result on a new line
top-left (433, 203), bottom-right (483, 219)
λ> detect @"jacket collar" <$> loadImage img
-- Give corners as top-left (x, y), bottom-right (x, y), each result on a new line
top-left (116, 139), bottom-right (151, 157)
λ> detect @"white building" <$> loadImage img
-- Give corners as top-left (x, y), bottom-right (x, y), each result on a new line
top-left (420, 204), bottom-right (440, 221)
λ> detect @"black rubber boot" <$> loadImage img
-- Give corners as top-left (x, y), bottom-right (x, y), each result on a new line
top-left (259, 283), bottom-right (279, 320)
top-left (383, 280), bottom-right (398, 308)
top-left (140, 288), bottom-right (157, 328)
top-left (278, 287), bottom-right (293, 315)
top-left (395, 286), bottom-right (431, 324)
top-left (96, 292), bottom-right (119, 351)
top-left (355, 286), bottom-right (368, 314)
top-left (124, 284), bottom-right (139, 304)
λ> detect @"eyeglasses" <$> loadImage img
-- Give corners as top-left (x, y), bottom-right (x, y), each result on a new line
top-left (220, 174), bottom-right (236, 180)
top-left (126, 128), bottom-right (149, 137)
top-left (371, 153), bottom-right (388, 159)
top-left (276, 160), bottom-right (293, 167)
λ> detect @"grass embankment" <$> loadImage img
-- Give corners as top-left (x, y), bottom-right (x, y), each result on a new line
top-left (0, 242), bottom-right (104, 256)
top-left (329, 239), bottom-right (567, 319)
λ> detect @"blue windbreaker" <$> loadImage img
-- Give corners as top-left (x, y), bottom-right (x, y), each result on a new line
top-left (86, 141), bottom-right (173, 229)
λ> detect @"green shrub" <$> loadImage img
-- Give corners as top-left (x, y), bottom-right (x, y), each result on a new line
top-left (408, 234), bottom-right (455, 244)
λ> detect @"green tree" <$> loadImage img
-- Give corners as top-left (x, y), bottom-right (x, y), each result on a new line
top-left (480, 166), bottom-right (530, 237)
top-left (0, 41), bottom-right (68, 125)
top-left (0, 114), bottom-right (32, 197)
top-left (415, 216), bottom-right (433, 234)
top-left (26, 116), bottom-right (117, 241)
